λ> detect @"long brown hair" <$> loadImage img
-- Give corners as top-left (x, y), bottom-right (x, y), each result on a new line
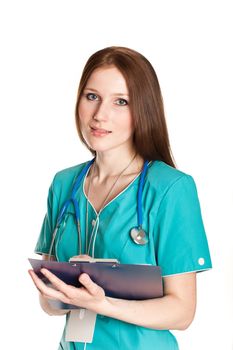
top-left (75, 46), bottom-right (176, 167)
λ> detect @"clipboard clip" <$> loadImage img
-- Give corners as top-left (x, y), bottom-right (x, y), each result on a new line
top-left (111, 263), bottom-right (119, 268)
top-left (69, 257), bottom-right (119, 264)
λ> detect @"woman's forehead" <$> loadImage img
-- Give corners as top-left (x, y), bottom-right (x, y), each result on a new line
top-left (85, 66), bottom-right (129, 95)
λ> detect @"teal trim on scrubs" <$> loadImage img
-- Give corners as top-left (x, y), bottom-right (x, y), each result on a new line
top-left (35, 160), bottom-right (212, 350)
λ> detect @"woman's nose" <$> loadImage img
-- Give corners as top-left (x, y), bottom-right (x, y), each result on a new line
top-left (93, 101), bottom-right (109, 121)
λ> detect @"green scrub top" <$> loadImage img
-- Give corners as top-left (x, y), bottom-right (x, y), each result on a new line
top-left (35, 160), bottom-right (212, 350)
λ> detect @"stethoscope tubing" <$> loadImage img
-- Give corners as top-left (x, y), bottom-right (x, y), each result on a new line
top-left (57, 159), bottom-right (95, 226)
top-left (50, 158), bottom-right (149, 258)
top-left (137, 160), bottom-right (149, 228)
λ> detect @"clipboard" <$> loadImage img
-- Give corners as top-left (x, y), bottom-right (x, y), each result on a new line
top-left (29, 258), bottom-right (163, 308)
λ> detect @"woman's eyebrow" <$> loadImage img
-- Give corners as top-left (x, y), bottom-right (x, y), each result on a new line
top-left (84, 87), bottom-right (129, 96)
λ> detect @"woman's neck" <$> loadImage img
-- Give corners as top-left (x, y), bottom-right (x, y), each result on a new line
top-left (93, 149), bottom-right (144, 182)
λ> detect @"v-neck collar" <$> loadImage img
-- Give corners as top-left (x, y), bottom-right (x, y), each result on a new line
top-left (82, 164), bottom-right (147, 216)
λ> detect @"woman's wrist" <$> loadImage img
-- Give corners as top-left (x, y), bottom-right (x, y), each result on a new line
top-left (39, 294), bottom-right (69, 316)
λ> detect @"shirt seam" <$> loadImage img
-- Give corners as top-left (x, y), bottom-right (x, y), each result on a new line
top-left (163, 267), bottom-right (212, 277)
top-left (156, 174), bottom-right (191, 214)
top-left (51, 173), bottom-right (61, 204)
top-left (51, 161), bottom-right (90, 204)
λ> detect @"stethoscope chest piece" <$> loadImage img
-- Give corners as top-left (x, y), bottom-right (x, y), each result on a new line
top-left (130, 227), bottom-right (148, 245)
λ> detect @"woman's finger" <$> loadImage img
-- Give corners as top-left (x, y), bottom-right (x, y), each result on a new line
top-left (40, 268), bottom-right (70, 291)
top-left (79, 273), bottom-right (104, 297)
top-left (28, 269), bottom-right (70, 303)
top-left (69, 254), bottom-right (92, 261)
top-left (28, 269), bottom-right (44, 293)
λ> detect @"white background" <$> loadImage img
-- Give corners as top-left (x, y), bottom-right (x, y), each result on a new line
top-left (1, 0), bottom-right (232, 349)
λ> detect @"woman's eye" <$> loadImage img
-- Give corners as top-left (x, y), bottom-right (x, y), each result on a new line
top-left (86, 93), bottom-right (98, 101)
top-left (115, 99), bottom-right (128, 106)
top-left (85, 94), bottom-right (127, 105)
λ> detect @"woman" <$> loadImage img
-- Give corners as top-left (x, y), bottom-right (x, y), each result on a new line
top-left (29, 46), bottom-right (212, 350)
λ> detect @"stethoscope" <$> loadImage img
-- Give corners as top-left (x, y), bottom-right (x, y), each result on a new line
top-left (48, 158), bottom-right (150, 259)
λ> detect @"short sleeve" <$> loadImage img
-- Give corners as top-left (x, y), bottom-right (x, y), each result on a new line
top-left (156, 175), bottom-right (212, 276)
top-left (34, 181), bottom-right (58, 256)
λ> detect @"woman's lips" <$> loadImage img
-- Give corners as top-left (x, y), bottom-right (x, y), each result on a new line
top-left (90, 127), bottom-right (112, 136)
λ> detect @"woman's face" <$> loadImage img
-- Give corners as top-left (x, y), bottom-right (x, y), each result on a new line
top-left (78, 65), bottom-right (134, 154)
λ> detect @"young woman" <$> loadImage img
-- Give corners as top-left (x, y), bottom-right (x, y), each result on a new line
top-left (29, 46), bottom-right (212, 350)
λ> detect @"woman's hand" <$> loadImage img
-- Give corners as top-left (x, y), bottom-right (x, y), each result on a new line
top-left (29, 255), bottom-right (196, 329)
top-left (28, 254), bottom-right (108, 313)
top-left (68, 254), bottom-right (93, 262)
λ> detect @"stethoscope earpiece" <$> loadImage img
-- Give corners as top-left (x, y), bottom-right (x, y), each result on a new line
top-left (130, 227), bottom-right (148, 245)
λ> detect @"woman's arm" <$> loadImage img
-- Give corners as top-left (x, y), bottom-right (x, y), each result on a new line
top-left (105, 272), bottom-right (196, 330)
top-left (29, 258), bottom-right (196, 329)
